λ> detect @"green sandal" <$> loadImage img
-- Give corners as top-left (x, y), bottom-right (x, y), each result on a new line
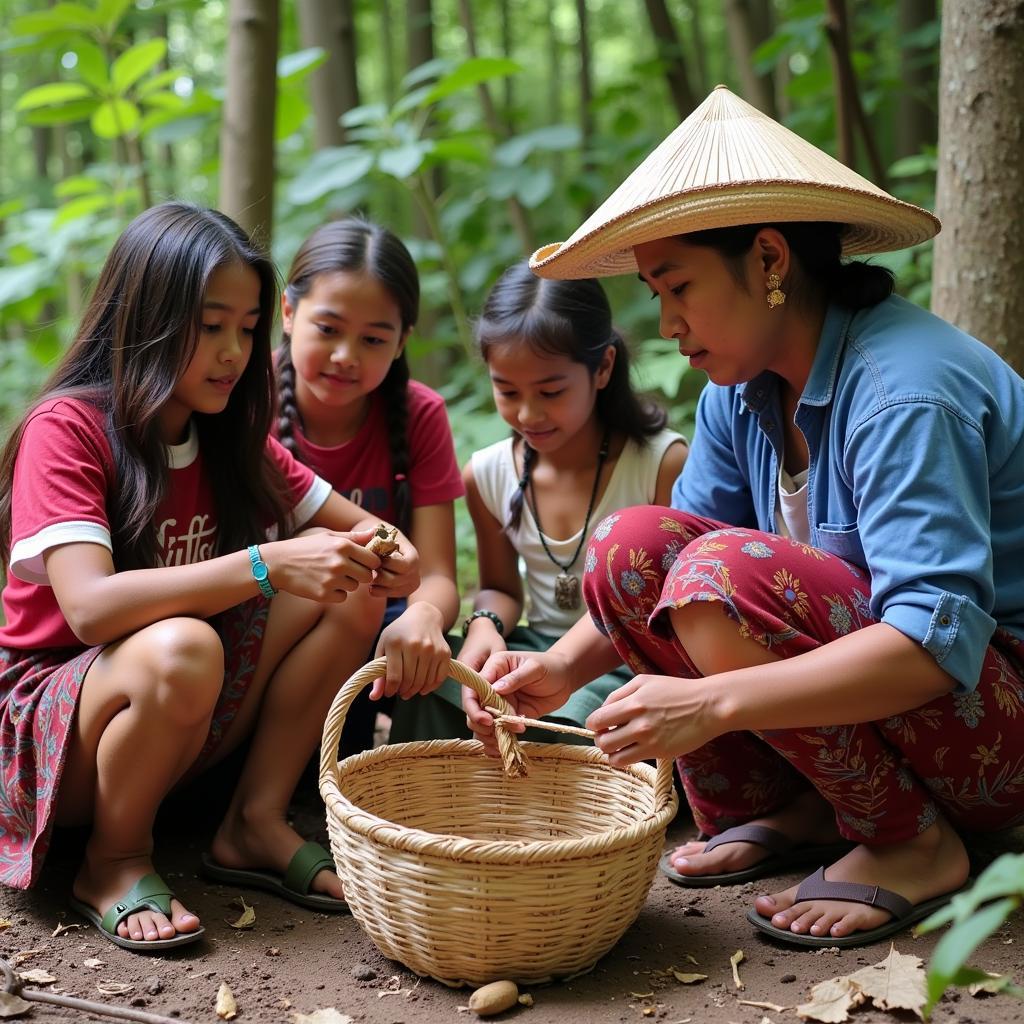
top-left (201, 841), bottom-right (348, 913)
top-left (69, 873), bottom-right (204, 952)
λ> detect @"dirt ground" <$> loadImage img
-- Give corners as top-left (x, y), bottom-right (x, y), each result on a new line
top-left (3, 752), bottom-right (1023, 1024)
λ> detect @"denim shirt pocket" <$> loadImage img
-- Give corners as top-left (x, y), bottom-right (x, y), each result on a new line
top-left (815, 522), bottom-right (865, 566)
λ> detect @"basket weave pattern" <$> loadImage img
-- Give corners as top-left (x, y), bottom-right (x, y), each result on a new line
top-left (319, 658), bottom-right (678, 987)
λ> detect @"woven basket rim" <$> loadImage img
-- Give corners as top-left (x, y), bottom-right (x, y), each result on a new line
top-left (321, 738), bottom-right (678, 864)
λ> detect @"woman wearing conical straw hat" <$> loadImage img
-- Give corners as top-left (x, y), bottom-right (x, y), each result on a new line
top-left (466, 86), bottom-right (1024, 949)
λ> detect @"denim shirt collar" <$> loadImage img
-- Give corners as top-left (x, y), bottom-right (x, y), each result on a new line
top-left (738, 303), bottom-right (854, 413)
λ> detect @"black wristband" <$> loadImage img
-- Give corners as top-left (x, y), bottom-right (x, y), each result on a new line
top-left (461, 609), bottom-right (505, 638)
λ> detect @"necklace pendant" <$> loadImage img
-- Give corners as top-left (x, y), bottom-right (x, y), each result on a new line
top-left (555, 571), bottom-right (581, 611)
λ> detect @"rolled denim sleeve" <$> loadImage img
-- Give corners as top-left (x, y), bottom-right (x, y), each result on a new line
top-left (846, 399), bottom-right (996, 691)
top-left (672, 386), bottom-right (757, 527)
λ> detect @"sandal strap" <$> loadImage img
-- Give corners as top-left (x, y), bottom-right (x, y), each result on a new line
top-left (704, 824), bottom-right (794, 857)
top-left (283, 841), bottom-right (336, 897)
top-left (99, 873), bottom-right (175, 934)
top-left (794, 866), bottom-right (913, 920)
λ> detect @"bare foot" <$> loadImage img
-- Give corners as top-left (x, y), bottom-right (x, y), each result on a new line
top-left (211, 812), bottom-right (344, 901)
top-left (74, 853), bottom-right (200, 943)
top-left (751, 814), bottom-right (969, 939)
top-left (666, 789), bottom-right (842, 880)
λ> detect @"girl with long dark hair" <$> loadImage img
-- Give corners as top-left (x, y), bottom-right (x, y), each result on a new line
top-left (0, 202), bottom-right (419, 952)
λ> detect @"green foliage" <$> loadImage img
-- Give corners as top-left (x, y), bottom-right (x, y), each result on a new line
top-left (917, 852), bottom-right (1024, 1014)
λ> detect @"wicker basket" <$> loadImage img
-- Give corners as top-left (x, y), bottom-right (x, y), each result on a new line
top-left (319, 657), bottom-right (678, 987)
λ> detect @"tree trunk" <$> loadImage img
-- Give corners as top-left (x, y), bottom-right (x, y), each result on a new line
top-left (685, 0), bottom-right (710, 97)
top-left (219, 0), bottom-right (280, 245)
top-left (499, 0), bottom-right (514, 131)
top-left (298, 0), bottom-right (359, 149)
top-left (379, 0), bottom-right (396, 106)
top-left (547, 1), bottom-right (563, 123)
top-left (456, 0), bottom-right (533, 251)
top-left (932, 0), bottom-right (1024, 372)
top-left (407, 0), bottom-right (435, 74)
top-left (642, 0), bottom-right (697, 119)
top-left (575, 0), bottom-right (594, 162)
top-left (896, 0), bottom-right (937, 158)
top-left (723, 0), bottom-right (776, 117)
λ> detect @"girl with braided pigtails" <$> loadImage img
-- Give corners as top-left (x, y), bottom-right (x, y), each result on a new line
top-left (275, 218), bottom-right (463, 754)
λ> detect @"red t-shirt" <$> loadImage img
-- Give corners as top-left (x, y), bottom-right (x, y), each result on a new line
top-left (282, 379), bottom-right (464, 522)
top-left (0, 397), bottom-right (330, 651)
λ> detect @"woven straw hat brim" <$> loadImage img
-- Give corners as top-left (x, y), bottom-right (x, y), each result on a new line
top-left (529, 85), bottom-right (940, 280)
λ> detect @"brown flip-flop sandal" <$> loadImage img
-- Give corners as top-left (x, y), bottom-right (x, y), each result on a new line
top-left (745, 865), bottom-right (970, 948)
top-left (659, 824), bottom-right (853, 888)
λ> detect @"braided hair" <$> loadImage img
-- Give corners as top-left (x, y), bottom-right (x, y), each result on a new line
top-left (476, 261), bottom-right (668, 533)
top-left (277, 218), bottom-right (419, 535)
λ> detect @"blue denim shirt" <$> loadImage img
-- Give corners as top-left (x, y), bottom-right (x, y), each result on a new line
top-left (672, 295), bottom-right (1024, 692)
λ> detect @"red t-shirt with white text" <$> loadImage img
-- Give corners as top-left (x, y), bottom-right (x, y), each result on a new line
top-left (0, 397), bottom-right (330, 650)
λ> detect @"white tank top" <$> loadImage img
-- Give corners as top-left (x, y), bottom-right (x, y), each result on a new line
top-left (471, 428), bottom-right (685, 635)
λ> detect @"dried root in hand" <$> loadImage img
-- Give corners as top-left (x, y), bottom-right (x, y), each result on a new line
top-left (366, 523), bottom-right (400, 558)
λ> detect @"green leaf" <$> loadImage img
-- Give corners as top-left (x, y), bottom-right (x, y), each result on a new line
top-left (73, 40), bottom-right (110, 91)
top-left (0, 199), bottom-right (25, 221)
top-left (0, 260), bottom-right (53, 306)
top-left (275, 88), bottom-right (309, 141)
top-left (427, 137), bottom-right (488, 165)
top-left (143, 112), bottom-right (210, 142)
top-left (391, 83), bottom-right (437, 118)
top-left (420, 56), bottom-right (521, 106)
top-left (494, 123), bottom-right (581, 166)
top-left (91, 97), bottom-right (140, 138)
top-left (16, 82), bottom-right (94, 111)
top-left (925, 897), bottom-right (1018, 1011)
top-left (22, 98), bottom-right (100, 125)
top-left (516, 166), bottom-right (554, 208)
top-left (918, 854), bottom-right (1024, 932)
top-left (96, 0), bottom-right (134, 31)
top-left (54, 193), bottom-right (113, 228)
top-left (889, 153), bottom-right (937, 178)
top-left (12, 4), bottom-right (101, 36)
top-left (112, 39), bottom-right (168, 93)
top-left (340, 102), bottom-right (387, 128)
top-left (136, 68), bottom-right (182, 97)
top-left (378, 141), bottom-right (429, 179)
top-left (401, 57), bottom-right (452, 91)
top-left (278, 46), bottom-right (327, 84)
top-left (54, 175), bottom-right (104, 198)
top-left (286, 146), bottom-right (375, 205)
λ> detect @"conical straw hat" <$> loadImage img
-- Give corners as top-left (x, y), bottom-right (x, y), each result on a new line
top-left (530, 85), bottom-right (939, 280)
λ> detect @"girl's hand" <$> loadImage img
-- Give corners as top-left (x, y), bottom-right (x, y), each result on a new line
top-left (371, 604), bottom-right (452, 700)
top-left (263, 529), bottom-right (380, 601)
top-left (367, 544), bottom-right (420, 599)
top-left (585, 673), bottom-right (720, 767)
top-left (458, 622), bottom-right (507, 673)
top-left (465, 649), bottom-right (576, 757)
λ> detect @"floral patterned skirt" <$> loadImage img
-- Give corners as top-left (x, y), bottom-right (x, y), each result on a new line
top-left (0, 598), bottom-right (268, 890)
top-left (582, 506), bottom-right (1024, 843)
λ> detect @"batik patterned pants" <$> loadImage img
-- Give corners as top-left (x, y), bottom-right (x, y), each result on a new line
top-left (581, 506), bottom-right (1024, 843)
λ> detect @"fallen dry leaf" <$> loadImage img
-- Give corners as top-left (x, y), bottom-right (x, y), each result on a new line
top-left (82, 957), bottom-right (105, 970)
top-left (630, 991), bottom-right (655, 998)
top-left (672, 971), bottom-right (708, 984)
top-left (968, 972), bottom-right (1012, 997)
top-left (292, 1010), bottom-right (355, 1024)
top-left (96, 981), bottom-right (134, 996)
top-left (51, 922), bottom-right (81, 937)
top-left (730, 950), bottom-right (745, 991)
top-left (738, 999), bottom-right (790, 1012)
top-left (0, 991), bottom-right (32, 1019)
top-left (227, 897), bottom-right (256, 930)
top-left (846, 946), bottom-right (926, 1017)
top-left (18, 968), bottom-right (56, 985)
top-left (797, 976), bottom-right (864, 1023)
top-left (685, 954), bottom-right (699, 965)
top-left (216, 981), bottom-right (238, 1020)
top-left (0, 920), bottom-right (12, 932)
top-left (12, 950), bottom-right (42, 966)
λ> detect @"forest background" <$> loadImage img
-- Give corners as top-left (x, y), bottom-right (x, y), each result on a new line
top-left (1, 0), bottom-right (1022, 600)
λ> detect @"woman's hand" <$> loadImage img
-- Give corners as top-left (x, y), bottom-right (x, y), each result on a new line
top-left (371, 603), bottom-right (451, 700)
top-left (585, 673), bottom-right (721, 766)
top-left (367, 543), bottom-right (420, 599)
top-left (262, 529), bottom-right (380, 601)
top-left (465, 648), bottom-right (576, 756)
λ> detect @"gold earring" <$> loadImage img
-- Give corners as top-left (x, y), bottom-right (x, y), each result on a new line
top-left (766, 273), bottom-right (786, 309)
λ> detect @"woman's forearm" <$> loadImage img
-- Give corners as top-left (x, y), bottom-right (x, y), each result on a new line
top-left (710, 622), bottom-right (958, 733)
top-left (550, 614), bottom-right (624, 691)
top-left (407, 573), bottom-right (460, 631)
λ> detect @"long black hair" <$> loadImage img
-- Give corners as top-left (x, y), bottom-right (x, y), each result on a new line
top-left (0, 201), bottom-right (289, 572)
top-left (476, 260), bottom-right (667, 531)
top-left (681, 221), bottom-right (895, 310)
top-left (276, 218), bottom-right (419, 535)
